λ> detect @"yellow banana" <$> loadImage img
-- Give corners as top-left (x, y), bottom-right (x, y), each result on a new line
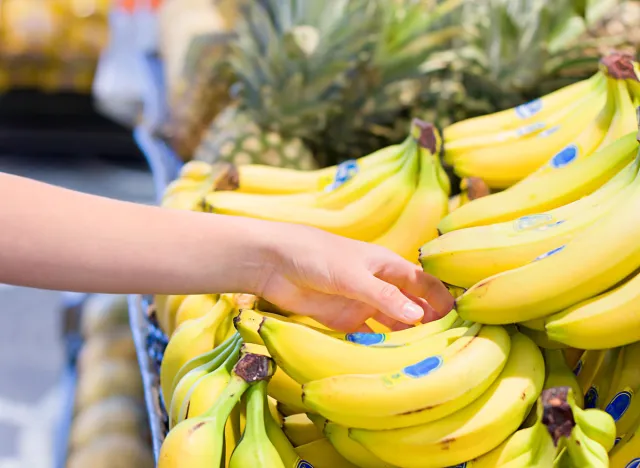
top-left (583, 348), bottom-right (622, 410)
top-left (283, 414), bottom-right (323, 447)
top-left (158, 352), bottom-right (273, 468)
top-left (456, 148), bottom-right (640, 325)
top-left (203, 140), bottom-right (419, 242)
top-left (267, 368), bottom-right (310, 415)
top-left (609, 411), bottom-right (640, 468)
top-left (421, 157), bottom-right (639, 288)
top-left (264, 395), bottom-right (305, 468)
top-left (324, 422), bottom-right (397, 468)
top-left (160, 294), bottom-right (237, 406)
top-left (302, 325), bottom-right (510, 430)
top-left (543, 348), bottom-right (584, 408)
top-left (171, 294), bottom-right (218, 336)
top-left (576, 350), bottom-right (607, 396)
top-left (371, 123), bottom-right (449, 261)
top-left (350, 332), bottom-right (543, 468)
top-left (229, 381), bottom-right (285, 468)
top-left (236, 144), bottom-right (401, 195)
top-left (449, 76), bottom-right (608, 188)
top-left (155, 294), bottom-right (187, 335)
top-left (443, 71), bottom-right (604, 142)
top-left (294, 438), bottom-right (359, 468)
top-left (545, 269), bottom-right (640, 349)
top-left (239, 308), bottom-right (473, 384)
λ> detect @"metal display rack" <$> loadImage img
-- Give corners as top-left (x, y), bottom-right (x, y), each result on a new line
top-left (128, 52), bottom-right (184, 463)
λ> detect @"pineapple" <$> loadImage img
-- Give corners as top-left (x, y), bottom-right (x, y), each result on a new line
top-left (158, 0), bottom-right (241, 161)
top-left (321, 0), bottom-right (464, 162)
top-left (194, 0), bottom-right (382, 169)
top-left (417, 0), bottom-right (626, 126)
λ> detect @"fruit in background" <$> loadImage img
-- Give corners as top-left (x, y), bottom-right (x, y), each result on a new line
top-left (69, 397), bottom-right (149, 452)
top-left (76, 326), bottom-right (136, 372)
top-left (79, 294), bottom-right (129, 338)
top-left (74, 360), bottom-right (143, 412)
top-left (349, 332), bottom-right (543, 467)
top-left (66, 434), bottom-right (154, 468)
top-left (171, 294), bottom-right (218, 336)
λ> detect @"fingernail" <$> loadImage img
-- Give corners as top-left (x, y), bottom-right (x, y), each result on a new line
top-left (402, 302), bottom-right (424, 322)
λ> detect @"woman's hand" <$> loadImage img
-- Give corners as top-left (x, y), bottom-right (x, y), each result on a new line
top-left (253, 224), bottom-right (454, 332)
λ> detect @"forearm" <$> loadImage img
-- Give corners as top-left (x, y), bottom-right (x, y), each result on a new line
top-left (0, 173), bottom-right (272, 295)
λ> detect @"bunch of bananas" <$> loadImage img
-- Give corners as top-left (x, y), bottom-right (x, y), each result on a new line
top-left (160, 119), bottom-right (450, 262)
top-left (442, 52), bottom-right (639, 190)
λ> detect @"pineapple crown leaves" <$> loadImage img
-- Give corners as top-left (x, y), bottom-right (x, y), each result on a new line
top-left (227, 0), bottom-right (380, 141)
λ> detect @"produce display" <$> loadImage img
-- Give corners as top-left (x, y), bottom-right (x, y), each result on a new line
top-left (0, 0), bottom-right (110, 93)
top-left (157, 0), bottom-right (637, 167)
top-left (140, 49), bottom-right (640, 467)
top-left (66, 294), bottom-right (154, 468)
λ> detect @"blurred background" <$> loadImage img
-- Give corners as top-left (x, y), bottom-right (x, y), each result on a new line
top-left (0, 0), bottom-right (638, 467)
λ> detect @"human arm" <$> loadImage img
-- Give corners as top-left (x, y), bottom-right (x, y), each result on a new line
top-left (0, 173), bottom-right (453, 331)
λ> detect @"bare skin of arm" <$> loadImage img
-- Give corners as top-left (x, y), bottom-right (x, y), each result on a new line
top-left (0, 173), bottom-right (453, 331)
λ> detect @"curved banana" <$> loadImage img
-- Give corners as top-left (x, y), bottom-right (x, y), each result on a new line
top-left (229, 381), bottom-right (285, 468)
top-left (583, 348), bottom-right (621, 410)
top-left (609, 412), bottom-right (640, 468)
top-left (543, 349), bottom-right (584, 408)
top-left (176, 341), bottom-right (240, 425)
top-left (350, 332), bottom-right (543, 468)
top-left (470, 404), bottom-right (555, 468)
top-left (203, 141), bottom-right (419, 242)
top-left (160, 294), bottom-right (237, 406)
top-left (302, 325), bottom-right (510, 430)
top-left (545, 269), bottom-right (640, 349)
top-left (449, 77), bottom-right (608, 188)
top-left (264, 397), bottom-right (305, 468)
top-left (324, 422), bottom-right (396, 468)
top-left (237, 309), bottom-right (471, 384)
top-left (439, 122), bottom-right (637, 234)
top-left (283, 413), bottom-right (323, 447)
top-left (443, 71), bottom-right (604, 142)
top-left (371, 123), bottom-right (448, 261)
top-left (576, 350), bottom-right (607, 397)
top-left (294, 438), bottom-right (358, 468)
top-left (565, 423), bottom-right (609, 467)
top-left (155, 294), bottom-right (187, 335)
top-left (421, 157), bottom-right (639, 288)
top-left (518, 326), bottom-right (567, 350)
top-left (168, 335), bottom-right (240, 428)
top-left (171, 294), bottom-right (218, 336)
top-left (224, 402), bottom-right (243, 468)
top-left (267, 368), bottom-right (310, 415)
top-left (236, 143), bottom-right (402, 195)
top-left (158, 353), bottom-right (273, 468)
top-left (456, 152), bottom-right (640, 325)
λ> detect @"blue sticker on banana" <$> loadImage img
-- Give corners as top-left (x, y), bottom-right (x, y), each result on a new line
top-left (573, 359), bottom-right (583, 376)
top-left (534, 245), bottom-right (566, 262)
top-left (346, 333), bottom-right (385, 346)
top-left (297, 461), bottom-right (314, 468)
top-left (515, 99), bottom-right (543, 119)
top-left (625, 459), bottom-right (640, 468)
top-left (403, 356), bottom-right (443, 378)
top-left (550, 145), bottom-right (578, 169)
top-left (515, 122), bottom-right (546, 137)
top-left (325, 160), bottom-right (359, 192)
top-left (606, 391), bottom-right (633, 421)
top-left (584, 387), bottom-right (599, 409)
top-left (514, 214), bottom-right (553, 231)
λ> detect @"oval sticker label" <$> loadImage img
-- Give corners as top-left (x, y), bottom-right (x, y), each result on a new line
top-left (534, 245), bottom-right (566, 262)
top-left (513, 214), bottom-right (553, 232)
top-left (573, 359), bottom-right (583, 376)
top-left (515, 99), bottom-right (543, 119)
top-left (550, 145), bottom-right (578, 169)
top-left (325, 160), bottom-right (359, 192)
top-left (539, 125), bottom-right (560, 138)
top-left (625, 459), bottom-right (640, 468)
top-left (584, 387), bottom-right (599, 409)
top-left (516, 122), bottom-right (546, 137)
top-left (606, 391), bottom-right (633, 421)
top-left (346, 333), bottom-right (385, 346)
top-left (297, 461), bottom-right (314, 468)
top-left (403, 355), bottom-right (443, 378)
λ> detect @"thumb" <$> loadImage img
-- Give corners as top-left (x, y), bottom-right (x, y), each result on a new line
top-left (349, 275), bottom-right (424, 325)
